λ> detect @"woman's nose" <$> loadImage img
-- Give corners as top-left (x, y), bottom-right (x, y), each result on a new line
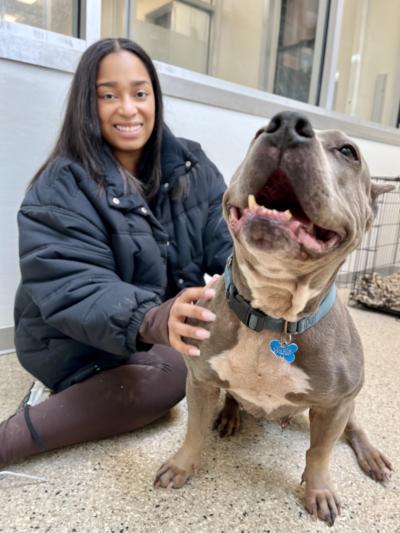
top-left (119, 95), bottom-right (138, 116)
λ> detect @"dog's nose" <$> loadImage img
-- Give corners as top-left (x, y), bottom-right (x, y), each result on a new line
top-left (264, 111), bottom-right (315, 148)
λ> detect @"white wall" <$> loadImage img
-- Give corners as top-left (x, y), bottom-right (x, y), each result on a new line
top-left (1, 59), bottom-right (400, 330)
top-left (0, 59), bottom-right (72, 331)
top-left (164, 96), bottom-right (400, 181)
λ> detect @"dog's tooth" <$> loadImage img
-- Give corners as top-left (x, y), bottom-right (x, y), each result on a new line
top-left (248, 194), bottom-right (258, 209)
top-left (283, 210), bottom-right (292, 220)
top-left (307, 223), bottom-right (315, 233)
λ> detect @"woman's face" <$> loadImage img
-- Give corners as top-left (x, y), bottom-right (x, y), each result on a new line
top-left (96, 50), bottom-right (156, 175)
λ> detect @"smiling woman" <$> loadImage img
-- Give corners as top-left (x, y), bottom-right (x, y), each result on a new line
top-left (96, 50), bottom-right (156, 175)
top-left (0, 38), bottom-right (232, 470)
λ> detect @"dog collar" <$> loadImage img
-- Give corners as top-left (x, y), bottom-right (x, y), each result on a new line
top-left (223, 259), bottom-right (336, 335)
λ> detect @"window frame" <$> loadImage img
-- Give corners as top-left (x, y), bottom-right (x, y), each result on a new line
top-left (262, 0), bottom-right (330, 106)
top-left (0, 0), bottom-right (399, 146)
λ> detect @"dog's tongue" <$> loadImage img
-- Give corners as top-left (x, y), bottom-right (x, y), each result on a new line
top-left (247, 194), bottom-right (325, 252)
top-left (285, 219), bottom-right (325, 252)
top-left (296, 226), bottom-right (325, 252)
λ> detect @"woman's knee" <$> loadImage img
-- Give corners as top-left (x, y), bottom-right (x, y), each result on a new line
top-left (148, 345), bottom-right (187, 405)
top-left (116, 346), bottom-right (187, 412)
top-left (127, 345), bottom-right (187, 383)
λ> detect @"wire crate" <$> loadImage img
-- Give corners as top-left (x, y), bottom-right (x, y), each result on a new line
top-left (340, 177), bottom-right (400, 316)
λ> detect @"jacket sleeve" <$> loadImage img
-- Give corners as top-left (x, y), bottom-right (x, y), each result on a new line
top-left (138, 295), bottom-right (179, 346)
top-left (200, 156), bottom-right (232, 275)
top-left (18, 180), bottom-right (159, 357)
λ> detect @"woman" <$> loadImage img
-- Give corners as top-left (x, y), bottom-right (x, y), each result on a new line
top-left (0, 38), bottom-right (231, 468)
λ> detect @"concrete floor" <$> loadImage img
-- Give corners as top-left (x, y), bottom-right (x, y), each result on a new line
top-left (0, 296), bottom-right (399, 533)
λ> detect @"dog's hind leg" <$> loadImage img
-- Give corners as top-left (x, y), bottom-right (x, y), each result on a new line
top-left (213, 392), bottom-right (241, 437)
top-left (154, 375), bottom-right (219, 489)
top-left (302, 401), bottom-right (353, 526)
top-left (344, 404), bottom-right (393, 482)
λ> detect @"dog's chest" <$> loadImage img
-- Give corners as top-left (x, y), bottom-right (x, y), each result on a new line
top-left (209, 327), bottom-right (311, 418)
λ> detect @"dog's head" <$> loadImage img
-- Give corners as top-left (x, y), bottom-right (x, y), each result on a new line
top-left (223, 112), bottom-right (393, 317)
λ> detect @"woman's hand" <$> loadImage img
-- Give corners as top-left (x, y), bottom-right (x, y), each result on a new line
top-left (168, 276), bottom-right (220, 356)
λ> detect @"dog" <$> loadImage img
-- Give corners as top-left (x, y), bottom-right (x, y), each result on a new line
top-left (154, 111), bottom-right (394, 525)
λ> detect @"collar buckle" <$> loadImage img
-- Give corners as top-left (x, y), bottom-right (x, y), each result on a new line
top-left (227, 285), bottom-right (265, 332)
top-left (246, 308), bottom-right (266, 332)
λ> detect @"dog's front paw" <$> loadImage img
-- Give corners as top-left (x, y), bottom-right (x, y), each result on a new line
top-left (302, 470), bottom-right (341, 526)
top-left (304, 485), bottom-right (341, 526)
top-left (154, 457), bottom-right (197, 489)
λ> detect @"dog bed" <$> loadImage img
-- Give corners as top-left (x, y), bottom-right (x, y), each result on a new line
top-left (350, 271), bottom-right (400, 315)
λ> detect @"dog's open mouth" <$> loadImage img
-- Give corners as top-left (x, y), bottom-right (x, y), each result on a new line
top-left (228, 169), bottom-right (341, 253)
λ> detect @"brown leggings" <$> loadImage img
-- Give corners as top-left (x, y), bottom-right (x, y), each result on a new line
top-left (0, 345), bottom-right (187, 468)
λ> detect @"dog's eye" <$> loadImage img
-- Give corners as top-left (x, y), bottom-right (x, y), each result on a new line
top-left (338, 144), bottom-right (358, 161)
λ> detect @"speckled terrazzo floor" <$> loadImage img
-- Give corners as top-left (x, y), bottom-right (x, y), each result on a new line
top-left (0, 294), bottom-right (399, 533)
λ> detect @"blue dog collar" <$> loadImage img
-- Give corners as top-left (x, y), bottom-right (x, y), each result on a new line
top-left (223, 259), bottom-right (336, 335)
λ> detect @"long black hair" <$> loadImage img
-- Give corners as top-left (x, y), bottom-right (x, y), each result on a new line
top-left (30, 38), bottom-right (164, 200)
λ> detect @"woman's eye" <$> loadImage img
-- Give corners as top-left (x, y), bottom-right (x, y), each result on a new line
top-left (99, 93), bottom-right (117, 101)
top-left (338, 144), bottom-right (358, 161)
top-left (136, 90), bottom-right (148, 99)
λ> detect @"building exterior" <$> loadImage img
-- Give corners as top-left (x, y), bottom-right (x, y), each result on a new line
top-left (1, 0), bottom-right (400, 353)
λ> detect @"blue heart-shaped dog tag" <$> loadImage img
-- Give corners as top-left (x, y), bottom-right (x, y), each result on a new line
top-left (269, 339), bottom-right (298, 363)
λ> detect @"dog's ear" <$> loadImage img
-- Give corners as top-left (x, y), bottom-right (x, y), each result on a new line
top-left (366, 181), bottom-right (396, 230)
top-left (369, 181), bottom-right (395, 214)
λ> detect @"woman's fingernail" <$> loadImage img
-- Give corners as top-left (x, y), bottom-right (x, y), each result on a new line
top-left (204, 289), bottom-right (216, 299)
top-left (196, 329), bottom-right (210, 339)
top-left (202, 310), bottom-right (216, 321)
top-left (189, 348), bottom-right (201, 356)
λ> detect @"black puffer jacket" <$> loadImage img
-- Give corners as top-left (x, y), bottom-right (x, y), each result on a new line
top-left (14, 128), bottom-right (232, 391)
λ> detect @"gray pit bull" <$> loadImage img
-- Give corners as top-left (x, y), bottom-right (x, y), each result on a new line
top-left (154, 112), bottom-right (394, 526)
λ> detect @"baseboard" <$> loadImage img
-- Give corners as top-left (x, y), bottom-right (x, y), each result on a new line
top-left (0, 326), bottom-right (15, 355)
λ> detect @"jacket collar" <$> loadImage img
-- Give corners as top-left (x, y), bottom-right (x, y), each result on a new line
top-left (100, 126), bottom-right (198, 211)
top-left (100, 126), bottom-right (198, 193)
top-left (160, 125), bottom-right (198, 186)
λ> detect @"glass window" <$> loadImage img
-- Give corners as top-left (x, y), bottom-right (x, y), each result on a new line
top-left (210, 0), bottom-right (325, 103)
top-left (101, 0), bottom-right (326, 102)
top-left (211, 0), bottom-right (267, 89)
top-left (333, 0), bottom-right (400, 128)
top-left (101, 0), bottom-right (126, 38)
top-left (273, 0), bottom-right (320, 103)
top-left (132, 0), bottom-right (212, 74)
top-left (0, 0), bottom-right (80, 37)
top-left (100, 0), bottom-right (399, 128)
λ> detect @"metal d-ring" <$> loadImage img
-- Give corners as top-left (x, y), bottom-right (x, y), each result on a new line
top-left (280, 321), bottom-right (293, 346)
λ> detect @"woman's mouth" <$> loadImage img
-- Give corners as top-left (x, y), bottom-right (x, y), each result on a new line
top-left (114, 123), bottom-right (143, 136)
